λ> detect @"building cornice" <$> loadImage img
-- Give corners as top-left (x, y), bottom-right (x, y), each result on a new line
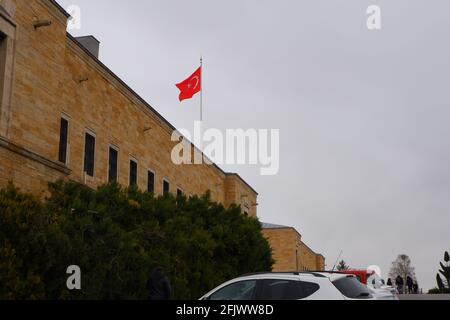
top-left (39, 0), bottom-right (258, 195)
top-left (226, 173), bottom-right (258, 196)
top-left (40, 0), bottom-right (69, 25)
top-left (66, 35), bottom-right (258, 193)
top-left (0, 4), bottom-right (16, 27)
top-left (66, 35), bottom-right (177, 137)
top-left (0, 136), bottom-right (71, 175)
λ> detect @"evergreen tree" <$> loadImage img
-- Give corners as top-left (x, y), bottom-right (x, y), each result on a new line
top-left (0, 181), bottom-right (273, 300)
top-left (436, 251), bottom-right (450, 292)
top-left (336, 260), bottom-right (350, 271)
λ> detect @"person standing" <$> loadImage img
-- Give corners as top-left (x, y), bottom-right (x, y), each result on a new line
top-left (148, 267), bottom-right (172, 300)
top-left (406, 276), bottom-right (413, 294)
top-left (395, 275), bottom-right (404, 294)
top-left (386, 278), bottom-right (392, 286)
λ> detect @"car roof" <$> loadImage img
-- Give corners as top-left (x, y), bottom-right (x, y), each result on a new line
top-left (199, 271), bottom-right (356, 300)
top-left (238, 271), bottom-right (351, 281)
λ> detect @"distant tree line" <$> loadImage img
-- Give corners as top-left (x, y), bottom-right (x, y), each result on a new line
top-left (0, 181), bottom-right (273, 300)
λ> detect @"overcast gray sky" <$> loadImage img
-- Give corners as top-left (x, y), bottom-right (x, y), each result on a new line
top-left (57, 0), bottom-right (450, 290)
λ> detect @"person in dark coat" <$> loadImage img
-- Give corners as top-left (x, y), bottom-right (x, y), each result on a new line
top-left (406, 276), bottom-right (413, 294)
top-left (386, 278), bottom-right (392, 286)
top-left (395, 275), bottom-right (404, 294)
top-left (148, 267), bottom-right (172, 300)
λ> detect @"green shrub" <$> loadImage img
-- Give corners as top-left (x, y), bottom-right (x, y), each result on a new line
top-left (0, 181), bottom-right (273, 300)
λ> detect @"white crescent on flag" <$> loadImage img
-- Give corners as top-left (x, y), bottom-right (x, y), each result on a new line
top-left (190, 76), bottom-right (200, 90)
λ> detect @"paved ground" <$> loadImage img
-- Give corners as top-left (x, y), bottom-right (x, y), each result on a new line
top-left (399, 294), bottom-right (450, 300)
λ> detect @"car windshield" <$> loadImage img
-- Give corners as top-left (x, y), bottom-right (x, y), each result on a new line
top-left (332, 277), bottom-right (372, 299)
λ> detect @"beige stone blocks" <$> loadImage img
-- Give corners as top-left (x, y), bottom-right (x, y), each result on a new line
top-left (262, 227), bottom-right (325, 272)
top-left (0, 0), bottom-right (258, 217)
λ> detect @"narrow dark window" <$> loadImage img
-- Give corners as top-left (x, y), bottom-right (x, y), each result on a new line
top-left (147, 171), bottom-right (155, 193)
top-left (108, 147), bottom-right (118, 183)
top-left (58, 118), bottom-right (69, 164)
top-left (177, 188), bottom-right (183, 197)
top-left (84, 133), bottom-right (95, 176)
top-left (163, 180), bottom-right (170, 195)
top-left (0, 33), bottom-right (8, 105)
top-left (129, 160), bottom-right (138, 186)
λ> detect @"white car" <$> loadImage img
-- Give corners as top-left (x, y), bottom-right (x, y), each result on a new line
top-left (200, 272), bottom-right (375, 300)
top-left (367, 287), bottom-right (399, 300)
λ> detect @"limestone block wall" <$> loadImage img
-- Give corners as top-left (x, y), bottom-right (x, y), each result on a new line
top-left (262, 227), bottom-right (325, 272)
top-left (0, 0), bottom-right (258, 215)
top-left (262, 228), bottom-right (299, 272)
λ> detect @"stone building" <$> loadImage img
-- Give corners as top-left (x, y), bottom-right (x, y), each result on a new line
top-left (0, 0), bottom-right (258, 216)
top-left (262, 223), bottom-right (325, 272)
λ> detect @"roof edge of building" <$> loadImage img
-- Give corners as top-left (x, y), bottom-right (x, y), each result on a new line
top-left (66, 34), bottom-right (258, 196)
top-left (49, 0), bottom-right (71, 18)
top-left (47, 2), bottom-right (259, 197)
top-left (261, 222), bottom-right (301, 237)
top-left (75, 35), bottom-right (101, 43)
top-left (261, 222), bottom-right (324, 258)
top-left (226, 173), bottom-right (258, 195)
top-left (300, 241), bottom-right (324, 259)
top-left (261, 222), bottom-right (291, 229)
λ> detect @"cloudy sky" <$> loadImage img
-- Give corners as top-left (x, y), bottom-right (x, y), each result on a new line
top-left (57, 0), bottom-right (450, 290)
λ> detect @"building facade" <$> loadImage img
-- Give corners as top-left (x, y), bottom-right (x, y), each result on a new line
top-left (0, 0), bottom-right (258, 216)
top-left (262, 223), bottom-right (325, 272)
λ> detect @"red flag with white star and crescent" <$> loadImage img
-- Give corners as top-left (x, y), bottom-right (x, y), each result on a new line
top-left (176, 67), bottom-right (201, 102)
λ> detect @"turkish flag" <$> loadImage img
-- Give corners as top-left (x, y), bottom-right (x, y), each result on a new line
top-left (176, 67), bottom-right (201, 102)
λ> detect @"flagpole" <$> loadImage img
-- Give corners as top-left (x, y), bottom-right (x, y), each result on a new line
top-left (200, 56), bottom-right (203, 122)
